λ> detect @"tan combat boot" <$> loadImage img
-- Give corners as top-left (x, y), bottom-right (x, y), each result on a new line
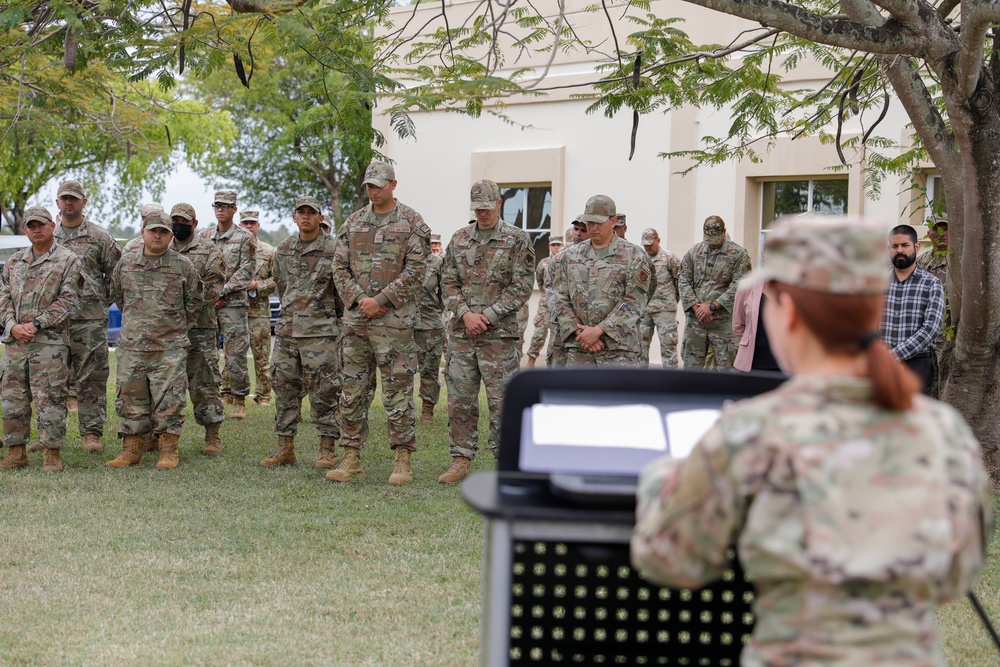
top-left (156, 433), bottom-right (180, 471)
top-left (388, 448), bottom-right (413, 486)
top-left (260, 435), bottom-right (296, 467)
top-left (438, 456), bottom-right (471, 484)
top-left (203, 423), bottom-right (222, 455)
top-left (315, 436), bottom-right (337, 469)
top-left (139, 434), bottom-right (159, 453)
top-left (67, 396), bottom-right (78, 413)
top-left (256, 395), bottom-right (271, 407)
top-left (325, 447), bottom-right (363, 483)
top-left (27, 440), bottom-right (43, 452)
top-left (0, 445), bottom-right (28, 470)
top-left (82, 434), bottom-right (103, 453)
top-left (222, 395), bottom-right (233, 406)
top-left (230, 396), bottom-right (246, 420)
top-left (42, 448), bottom-right (63, 472)
top-left (106, 435), bottom-right (144, 468)
top-left (420, 402), bottom-right (435, 425)
top-left (526, 356), bottom-right (537, 368)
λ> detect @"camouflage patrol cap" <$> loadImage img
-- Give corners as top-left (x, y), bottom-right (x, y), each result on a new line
top-left (743, 215), bottom-right (888, 295)
top-left (579, 195), bottom-right (616, 223)
top-left (239, 210), bottom-right (260, 223)
top-left (24, 206), bottom-right (53, 225)
top-left (703, 215), bottom-right (725, 245)
top-left (571, 215), bottom-right (587, 229)
top-left (431, 233), bottom-right (442, 242)
top-left (141, 209), bottom-right (172, 232)
top-left (641, 228), bottom-right (659, 246)
top-left (170, 203), bottom-right (196, 221)
top-left (470, 180), bottom-right (501, 210)
top-left (294, 196), bottom-right (322, 212)
top-left (615, 213), bottom-right (627, 227)
top-left (363, 161), bottom-right (395, 188)
top-left (57, 180), bottom-right (85, 199)
top-left (214, 190), bottom-right (237, 205)
top-left (563, 232), bottom-right (575, 245)
top-left (140, 203), bottom-right (164, 223)
top-left (549, 235), bottom-right (564, 246)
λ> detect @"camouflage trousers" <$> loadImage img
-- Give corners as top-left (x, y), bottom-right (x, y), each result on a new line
top-left (681, 316), bottom-right (737, 370)
top-left (188, 328), bottom-right (224, 427)
top-left (2, 342), bottom-right (69, 448)
top-left (217, 306), bottom-right (250, 398)
top-left (640, 310), bottom-right (679, 368)
top-left (340, 323), bottom-right (417, 451)
top-left (526, 306), bottom-right (550, 359)
top-left (414, 328), bottom-right (445, 407)
top-left (115, 347), bottom-right (188, 437)
top-left (565, 348), bottom-right (639, 366)
top-left (445, 336), bottom-right (520, 459)
top-left (223, 316), bottom-right (271, 400)
top-left (272, 335), bottom-right (340, 438)
top-left (548, 342), bottom-right (567, 367)
top-left (68, 318), bottom-right (109, 437)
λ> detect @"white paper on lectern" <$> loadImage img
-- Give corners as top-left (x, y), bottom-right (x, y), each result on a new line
top-left (664, 409), bottom-right (720, 458)
top-left (530, 404), bottom-right (668, 451)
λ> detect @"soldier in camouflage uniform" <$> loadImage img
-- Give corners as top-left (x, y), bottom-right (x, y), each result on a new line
top-left (633, 215), bottom-right (992, 667)
top-left (169, 203), bottom-right (228, 454)
top-left (438, 180), bottom-right (535, 484)
top-left (546, 222), bottom-right (588, 368)
top-left (53, 180), bottom-right (122, 453)
top-left (235, 210), bottom-right (276, 406)
top-left (549, 195), bottom-right (650, 366)
top-left (678, 216), bottom-right (751, 370)
top-left (917, 216), bottom-right (952, 398)
top-left (639, 228), bottom-right (681, 367)
top-left (329, 160), bottom-right (430, 486)
top-left (108, 211), bottom-right (202, 471)
top-left (260, 197), bottom-right (341, 470)
top-left (525, 235), bottom-right (563, 367)
top-left (199, 190), bottom-right (257, 419)
top-left (0, 206), bottom-right (82, 472)
top-left (414, 233), bottom-right (445, 425)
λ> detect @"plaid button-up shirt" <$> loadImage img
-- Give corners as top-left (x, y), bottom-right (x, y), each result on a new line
top-left (880, 266), bottom-right (945, 361)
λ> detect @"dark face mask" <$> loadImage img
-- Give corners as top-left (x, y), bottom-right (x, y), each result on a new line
top-left (172, 222), bottom-right (193, 241)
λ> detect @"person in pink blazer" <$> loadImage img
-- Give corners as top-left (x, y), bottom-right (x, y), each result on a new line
top-left (732, 279), bottom-right (781, 372)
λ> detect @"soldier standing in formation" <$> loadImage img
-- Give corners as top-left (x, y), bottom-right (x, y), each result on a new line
top-left (0, 206), bottom-right (82, 472)
top-left (550, 195), bottom-right (650, 365)
top-left (200, 190), bottom-right (257, 419)
top-left (330, 160), bottom-right (430, 486)
top-left (639, 227), bottom-right (681, 367)
top-left (53, 180), bottom-right (122, 453)
top-left (108, 211), bottom-right (201, 470)
top-left (261, 197), bottom-right (342, 470)
top-left (917, 216), bottom-right (952, 397)
top-left (238, 210), bottom-right (277, 407)
top-left (414, 233), bottom-right (446, 425)
top-left (525, 234), bottom-right (563, 367)
top-left (168, 203), bottom-right (228, 455)
top-left (678, 215), bottom-right (751, 369)
top-left (439, 180), bottom-right (535, 484)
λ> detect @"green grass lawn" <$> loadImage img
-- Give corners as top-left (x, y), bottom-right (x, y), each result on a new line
top-left (0, 353), bottom-right (997, 665)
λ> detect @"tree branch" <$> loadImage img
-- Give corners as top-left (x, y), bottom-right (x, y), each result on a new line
top-left (955, 1), bottom-right (1000, 100)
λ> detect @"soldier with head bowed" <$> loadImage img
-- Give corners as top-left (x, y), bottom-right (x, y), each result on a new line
top-left (330, 160), bottom-right (430, 485)
top-left (0, 206), bottom-right (83, 472)
top-left (639, 228), bottom-right (681, 367)
top-left (414, 232), bottom-right (446, 426)
top-left (525, 234), bottom-right (563, 368)
top-left (237, 210), bottom-right (277, 407)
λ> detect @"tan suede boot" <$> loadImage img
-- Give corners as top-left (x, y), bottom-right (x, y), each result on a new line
top-left (230, 396), bottom-right (246, 420)
top-left (526, 356), bottom-right (537, 368)
top-left (81, 434), bottom-right (102, 453)
top-left (203, 423), bottom-right (222, 455)
top-left (438, 456), bottom-right (471, 484)
top-left (222, 395), bottom-right (233, 406)
top-left (67, 396), bottom-right (78, 413)
top-left (315, 436), bottom-right (337, 469)
top-left (256, 396), bottom-right (271, 407)
top-left (0, 445), bottom-right (28, 470)
top-left (27, 440), bottom-right (43, 452)
top-left (106, 435), bottom-right (144, 468)
top-left (420, 402), bottom-right (435, 425)
top-left (325, 447), bottom-right (363, 483)
top-left (388, 448), bottom-right (413, 486)
top-left (260, 435), bottom-right (296, 467)
top-left (156, 433), bottom-right (180, 471)
top-left (42, 448), bottom-right (63, 472)
top-left (139, 434), bottom-right (159, 453)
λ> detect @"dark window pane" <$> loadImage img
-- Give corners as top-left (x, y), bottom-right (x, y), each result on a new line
top-left (500, 187), bottom-right (526, 228)
top-left (812, 180), bottom-right (848, 214)
top-left (773, 181), bottom-right (809, 217)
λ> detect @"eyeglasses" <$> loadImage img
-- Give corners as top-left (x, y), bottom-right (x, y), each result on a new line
top-left (212, 203), bottom-right (234, 210)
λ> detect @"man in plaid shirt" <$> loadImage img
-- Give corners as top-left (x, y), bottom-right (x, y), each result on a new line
top-left (880, 224), bottom-right (945, 394)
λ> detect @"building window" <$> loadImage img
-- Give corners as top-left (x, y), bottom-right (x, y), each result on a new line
top-left (500, 184), bottom-right (552, 261)
top-left (760, 178), bottom-right (849, 244)
top-left (926, 174), bottom-right (947, 220)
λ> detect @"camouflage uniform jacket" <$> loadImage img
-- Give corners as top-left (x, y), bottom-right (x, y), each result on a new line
top-left (549, 236), bottom-right (650, 353)
top-left (918, 250), bottom-right (951, 344)
top-left (0, 244), bottom-right (83, 346)
top-left (646, 247), bottom-right (681, 313)
top-left (274, 233), bottom-right (339, 338)
top-left (247, 240), bottom-right (276, 319)
top-left (54, 218), bottom-right (122, 320)
top-left (334, 200), bottom-right (431, 329)
top-left (678, 238), bottom-right (751, 315)
top-left (198, 224), bottom-right (257, 308)
top-left (632, 374), bottom-right (992, 667)
top-left (441, 220), bottom-right (535, 339)
top-left (415, 252), bottom-right (445, 331)
top-left (112, 248), bottom-right (202, 351)
top-left (171, 235), bottom-right (227, 330)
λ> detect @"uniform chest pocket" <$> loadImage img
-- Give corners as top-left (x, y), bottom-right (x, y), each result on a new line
top-left (599, 267), bottom-right (627, 296)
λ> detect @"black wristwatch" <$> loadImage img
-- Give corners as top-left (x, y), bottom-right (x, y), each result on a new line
top-left (32, 319), bottom-right (41, 329)
top-left (709, 303), bottom-right (717, 312)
